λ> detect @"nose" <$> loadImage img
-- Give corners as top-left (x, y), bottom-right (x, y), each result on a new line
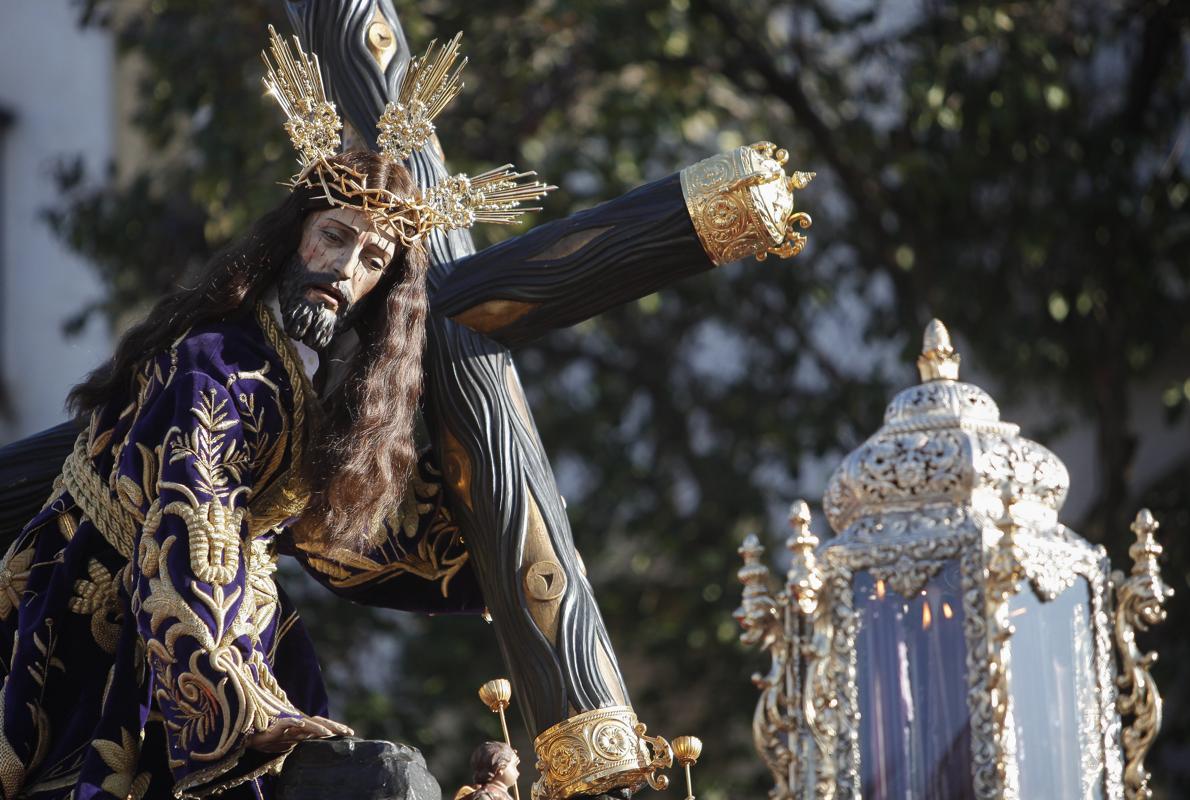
top-left (328, 251), bottom-right (356, 281)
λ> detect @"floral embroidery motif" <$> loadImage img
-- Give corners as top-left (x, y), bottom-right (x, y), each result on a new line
top-left (0, 543), bottom-right (34, 620)
top-left (129, 368), bottom-right (299, 781)
top-left (138, 534), bottom-right (295, 764)
top-left (68, 558), bottom-right (123, 654)
top-left (92, 727), bottom-right (151, 799)
top-left (227, 365), bottom-right (288, 501)
top-left (22, 631), bottom-right (56, 776)
top-left (0, 314), bottom-right (324, 799)
top-left (160, 387), bottom-right (252, 586)
top-left (298, 453), bottom-right (469, 597)
top-left (240, 538), bottom-right (280, 641)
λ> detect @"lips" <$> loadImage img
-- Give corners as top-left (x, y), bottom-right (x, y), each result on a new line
top-left (305, 284), bottom-right (346, 312)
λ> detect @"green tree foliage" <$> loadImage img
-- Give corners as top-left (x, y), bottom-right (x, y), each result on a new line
top-left (54, 0), bottom-right (1189, 795)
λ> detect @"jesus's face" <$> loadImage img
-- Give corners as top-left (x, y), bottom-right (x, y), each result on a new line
top-left (278, 206), bottom-right (398, 351)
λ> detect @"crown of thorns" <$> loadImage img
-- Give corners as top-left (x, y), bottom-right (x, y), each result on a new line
top-left (262, 26), bottom-right (552, 245)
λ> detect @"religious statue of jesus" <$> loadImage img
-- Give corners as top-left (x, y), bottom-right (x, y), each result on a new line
top-left (0, 13), bottom-right (811, 800)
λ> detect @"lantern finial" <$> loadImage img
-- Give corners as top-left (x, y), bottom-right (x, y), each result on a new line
top-left (1114, 508), bottom-right (1172, 799)
top-left (788, 499), bottom-right (812, 530)
top-left (786, 500), bottom-right (822, 616)
top-left (917, 318), bottom-right (961, 382)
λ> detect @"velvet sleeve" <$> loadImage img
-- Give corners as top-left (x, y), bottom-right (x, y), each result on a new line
top-left (290, 449), bottom-right (484, 615)
top-left (129, 370), bottom-right (302, 798)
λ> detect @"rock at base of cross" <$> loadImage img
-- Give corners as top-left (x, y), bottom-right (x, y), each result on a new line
top-left (276, 738), bottom-right (442, 800)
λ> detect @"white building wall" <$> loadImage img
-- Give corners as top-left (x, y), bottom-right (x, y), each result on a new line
top-left (0, 0), bottom-right (114, 444)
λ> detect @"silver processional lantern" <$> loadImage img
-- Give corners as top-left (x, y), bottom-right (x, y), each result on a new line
top-left (736, 320), bottom-right (1171, 800)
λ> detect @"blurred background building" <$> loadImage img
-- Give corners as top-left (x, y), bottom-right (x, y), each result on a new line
top-left (0, 0), bottom-right (115, 440)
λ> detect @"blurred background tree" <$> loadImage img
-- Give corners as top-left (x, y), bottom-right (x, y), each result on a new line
top-left (52, 0), bottom-right (1189, 796)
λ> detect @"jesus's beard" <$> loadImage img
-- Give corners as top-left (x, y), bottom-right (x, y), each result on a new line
top-left (276, 253), bottom-right (358, 351)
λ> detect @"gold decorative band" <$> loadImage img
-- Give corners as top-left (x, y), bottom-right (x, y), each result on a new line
top-left (679, 141), bottom-right (814, 266)
top-left (61, 432), bottom-right (139, 559)
top-left (531, 706), bottom-right (672, 800)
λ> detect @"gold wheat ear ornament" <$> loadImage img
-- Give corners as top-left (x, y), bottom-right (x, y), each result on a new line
top-left (377, 33), bottom-right (467, 162)
top-left (425, 167), bottom-right (555, 232)
top-left (262, 25), bottom-right (342, 169)
top-left (261, 26), bottom-right (553, 242)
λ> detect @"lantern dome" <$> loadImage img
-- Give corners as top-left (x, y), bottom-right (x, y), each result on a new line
top-left (822, 319), bottom-right (1069, 535)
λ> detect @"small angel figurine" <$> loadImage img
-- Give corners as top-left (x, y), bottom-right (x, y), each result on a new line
top-left (454, 741), bottom-right (520, 800)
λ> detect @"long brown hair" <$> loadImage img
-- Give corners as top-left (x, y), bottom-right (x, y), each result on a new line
top-left (69, 151), bottom-right (429, 550)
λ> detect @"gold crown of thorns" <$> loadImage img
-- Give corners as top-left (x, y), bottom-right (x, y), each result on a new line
top-left (262, 25), bottom-right (552, 245)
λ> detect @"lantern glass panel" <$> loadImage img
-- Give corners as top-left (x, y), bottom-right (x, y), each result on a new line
top-left (854, 560), bottom-right (974, 800)
top-left (1008, 577), bottom-right (1103, 799)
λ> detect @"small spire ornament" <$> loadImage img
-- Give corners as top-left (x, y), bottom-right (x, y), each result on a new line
top-left (917, 318), bottom-right (961, 382)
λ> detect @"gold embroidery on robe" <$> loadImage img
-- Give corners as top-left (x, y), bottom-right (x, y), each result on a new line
top-left (0, 543), bottom-right (35, 621)
top-left (296, 452), bottom-right (469, 597)
top-left (92, 727), bottom-right (151, 799)
top-left (137, 534), bottom-right (295, 764)
top-left (9, 307), bottom-right (319, 798)
top-left (159, 388), bottom-right (253, 587)
top-left (238, 538), bottom-right (280, 642)
top-left (0, 688), bottom-right (26, 797)
top-left (68, 558), bottom-right (123, 654)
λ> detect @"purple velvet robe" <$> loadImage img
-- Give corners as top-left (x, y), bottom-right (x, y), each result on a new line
top-left (0, 304), bottom-right (481, 799)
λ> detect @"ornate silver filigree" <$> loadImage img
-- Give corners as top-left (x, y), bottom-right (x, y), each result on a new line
top-left (735, 534), bottom-right (795, 799)
top-left (823, 322), bottom-right (1070, 535)
top-left (986, 499), bottom-right (1025, 800)
top-left (738, 320), bottom-right (1150, 800)
top-left (1113, 510), bottom-right (1172, 800)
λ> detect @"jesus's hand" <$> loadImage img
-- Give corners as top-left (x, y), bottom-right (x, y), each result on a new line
top-left (246, 715), bottom-right (355, 753)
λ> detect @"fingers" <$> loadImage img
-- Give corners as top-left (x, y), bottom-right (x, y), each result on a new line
top-left (248, 718), bottom-right (308, 753)
top-left (247, 719), bottom-right (310, 752)
top-left (246, 716), bottom-right (355, 754)
top-left (310, 716), bottom-right (355, 737)
top-left (297, 717), bottom-right (337, 738)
